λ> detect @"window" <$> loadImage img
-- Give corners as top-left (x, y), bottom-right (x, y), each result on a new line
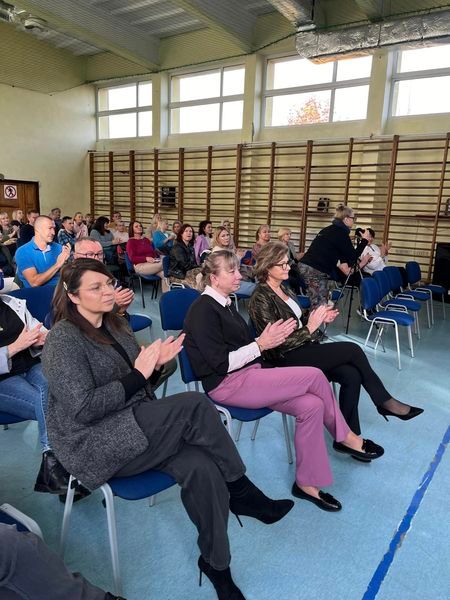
top-left (97, 81), bottom-right (152, 139)
top-left (392, 45), bottom-right (450, 117)
top-left (170, 66), bottom-right (245, 134)
top-left (264, 55), bottom-right (372, 127)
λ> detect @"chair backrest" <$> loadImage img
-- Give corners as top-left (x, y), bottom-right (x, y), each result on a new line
top-left (162, 255), bottom-right (170, 278)
top-left (361, 277), bottom-right (382, 310)
top-left (247, 318), bottom-right (257, 338)
top-left (405, 261), bottom-right (421, 286)
top-left (373, 270), bottom-right (391, 298)
top-left (383, 266), bottom-right (403, 293)
top-left (123, 252), bottom-right (135, 275)
top-left (178, 347), bottom-right (198, 385)
top-left (159, 288), bottom-right (200, 331)
top-left (9, 285), bottom-right (56, 323)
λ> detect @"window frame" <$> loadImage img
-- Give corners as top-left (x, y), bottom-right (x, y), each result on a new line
top-left (96, 78), bottom-right (153, 141)
top-left (390, 48), bottom-right (450, 118)
top-left (169, 64), bottom-right (245, 135)
top-left (263, 53), bottom-right (372, 128)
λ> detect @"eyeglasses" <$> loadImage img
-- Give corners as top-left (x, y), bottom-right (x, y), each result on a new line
top-left (75, 251), bottom-right (104, 259)
top-left (347, 215), bottom-right (357, 222)
top-left (78, 279), bottom-right (118, 294)
top-left (274, 262), bottom-right (290, 270)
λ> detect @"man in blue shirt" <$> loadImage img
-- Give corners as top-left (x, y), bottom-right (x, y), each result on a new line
top-left (15, 216), bottom-right (71, 287)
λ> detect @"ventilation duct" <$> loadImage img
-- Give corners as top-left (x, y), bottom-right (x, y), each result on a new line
top-left (296, 10), bottom-right (450, 62)
top-left (0, 0), bottom-right (47, 31)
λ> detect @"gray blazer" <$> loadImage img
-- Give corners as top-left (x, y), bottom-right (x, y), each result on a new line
top-left (41, 320), bottom-right (151, 489)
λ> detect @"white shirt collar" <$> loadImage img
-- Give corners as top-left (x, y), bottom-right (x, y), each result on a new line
top-left (202, 285), bottom-right (232, 307)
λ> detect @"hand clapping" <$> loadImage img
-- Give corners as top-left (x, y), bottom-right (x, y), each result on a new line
top-left (258, 319), bottom-right (297, 350)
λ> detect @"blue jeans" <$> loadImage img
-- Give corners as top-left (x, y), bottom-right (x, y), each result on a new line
top-left (0, 363), bottom-right (49, 451)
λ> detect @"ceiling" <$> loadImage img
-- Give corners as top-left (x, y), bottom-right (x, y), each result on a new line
top-left (1, 0), bottom-right (450, 69)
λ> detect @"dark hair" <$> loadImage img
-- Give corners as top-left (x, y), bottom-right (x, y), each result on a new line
top-left (255, 224), bottom-right (270, 241)
top-left (366, 227), bottom-right (375, 238)
top-left (61, 216), bottom-right (72, 224)
top-left (355, 227), bottom-right (364, 238)
top-left (254, 241), bottom-right (290, 283)
top-left (128, 220), bottom-right (143, 238)
top-left (198, 220), bottom-right (212, 237)
top-left (52, 259), bottom-right (127, 344)
top-left (92, 216), bottom-right (110, 235)
top-left (27, 209), bottom-right (39, 216)
top-left (177, 223), bottom-right (195, 244)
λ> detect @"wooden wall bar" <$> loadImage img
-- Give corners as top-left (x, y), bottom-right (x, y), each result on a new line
top-left (89, 133), bottom-right (450, 280)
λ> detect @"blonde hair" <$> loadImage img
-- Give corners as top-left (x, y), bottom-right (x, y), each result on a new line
top-left (211, 226), bottom-right (231, 249)
top-left (200, 250), bottom-right (240, 292)
top-left (254, 241), bottom-right (290, 283)
top-left (334, 203), bottom-right (354, 221)
top-left (277, 227), bottom-right (291, 240)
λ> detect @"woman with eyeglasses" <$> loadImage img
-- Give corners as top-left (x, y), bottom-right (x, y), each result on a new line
top-left (298, 204), bottom-right (371, 308)
top-left (249, 242), bottom-right (424, 436)
top-left (42, 258), bottom-right (293, 600)
top-left (184, 250), bottom-right (385, 515)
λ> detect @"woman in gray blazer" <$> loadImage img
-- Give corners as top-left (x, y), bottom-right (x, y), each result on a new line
top-left (42, 259), bottom-right (293, 600)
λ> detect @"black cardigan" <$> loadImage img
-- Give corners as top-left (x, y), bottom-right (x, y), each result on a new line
top-left (300, 221), bottom-right (358, 276)
top-left (183, 295), bottom-right (260, 393)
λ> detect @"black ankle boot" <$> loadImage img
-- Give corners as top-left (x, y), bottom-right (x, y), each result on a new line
top-left (228, 475), bottom-right (294, 526)
top-left (34, 451), bottom-right (69, 495)
top-left (198, 556), bottom-right (246, 600)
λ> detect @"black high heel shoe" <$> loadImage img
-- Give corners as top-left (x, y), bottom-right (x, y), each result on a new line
top-left (333, 439), bottom-right (384, 461)
top-left (228, 476), bottom-right (294, 526)
top-left (377, 405), bottom-right (424, 421)
top-left (198, 556), bottom-right (246, 600)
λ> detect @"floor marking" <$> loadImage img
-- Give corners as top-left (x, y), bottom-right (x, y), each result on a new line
top-left (362, 425), bottom-right (450, 600)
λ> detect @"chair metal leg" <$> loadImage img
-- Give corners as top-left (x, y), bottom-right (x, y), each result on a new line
top-left (281, 413), bottom-right (293, 464)
top-left (414, 312), bottom-right (421, 339)
top-left (161, 380), bottom-right (168, 398)
top-left (149, 495), bottom-right (155, 507)
top-left (59, 475), bottom-right (76, 557)
top-left (235, 421), bottom-right (243, 442)
top-left (3, 424), bottom-right (8, 430)
top-left (139, 278), bottom-right (145, 309)
top-left (394, 323), bottom-right (401, 370)
top-left (442, 294), bottom-right (446, 319)
top-left (426, 301), bottom-right (431, 328)
top-left (250, 419), bottom-right (260, 441)
top-left (101, 484), bottom-right (122, 597)
top-left (407, 325), bottom-right (414, 358)
top-left (364, 321), bottom-right (375, 347)
top-left (430, 296), bottom-right (435, 325)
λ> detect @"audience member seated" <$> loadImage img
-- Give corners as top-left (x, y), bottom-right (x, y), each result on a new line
top-left (251, 224), bottom-right (271, 260)
top-left (17, 209), bottom-right (39, 248)
top-left (360, 228), bottom-right (390, 275)
top-left (194, 220), bottom-right (213, 264)
top-left (152, 218), bottom-right (176, 255)
top-left (109, 211), bottom-right (122, 231)
top-left (248, 242), bottom-right (424, 434)
top-left (11, 209), bottom-right (24, 227)
top-left (148, 212), bottom-right (162, 238)
top-left (221, 219), bottom-right (236, 250)
top-left (0, 286), bottom-right (69, 496)
top-left (0, 522), bottom-right (125, 599)
top-left (168, 224), bottom-right (202, 289)
top-left (277, 227), bottom-right (305, 294)
top-left (57, 216), bottom-right (76, 251)
top-left (0, 212), bottom-right (19, 249)
top-left (126, 221), bottom-right (165, 284)
top-left (184, 251), bottom-right (384, 513)
top-left (172, 219), bottom-right (182, 237)
top-left (84, 213), bottom-right (94, 233)
top-left (15, 216), bottom-right (70, 288)
top-left (298, 204), bottom-right (371, 308)
top-left (0, 245), bottom-right (18, 293)
top-left (90, 216), bottom-right (120, 265)
top-left (114, 221), bottom-right (129, 245)
top-left (42, 258), bottom-right (293, 600)
top-left (49, 208), bottom-right (62, 233)
top-left (211, 226), bottom-right (255, 296)
top-left (73, 211), bottom-right (89, 240)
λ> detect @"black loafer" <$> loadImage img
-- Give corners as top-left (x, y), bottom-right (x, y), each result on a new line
top-left (333, 439), bottom-right (384, 461)
top-left (291, 483), bottom-right (342, 512)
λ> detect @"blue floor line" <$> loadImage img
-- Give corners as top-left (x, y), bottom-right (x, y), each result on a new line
top-left (362, 424), bottom-right (450, 600)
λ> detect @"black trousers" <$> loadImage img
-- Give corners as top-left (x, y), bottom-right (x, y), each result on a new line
top-left (276, 341), bottom-right (391, 434)
top-left (115, 392), bottom-right (245, 570)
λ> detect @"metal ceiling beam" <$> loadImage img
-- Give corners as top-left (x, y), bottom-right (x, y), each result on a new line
top-left (265, 0), bottom-right (314, 25)
top-left (12, 0), bottom-right (160, 68)
top-left (171, 0), bottom-right (256, 51)
top-left (354, 0), bottom-right (384, 22)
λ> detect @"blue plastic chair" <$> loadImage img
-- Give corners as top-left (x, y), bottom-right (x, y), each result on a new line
top-left (60, 469), bottom-right (176, 596)
top-left (128, 313), bottom-right (153, 339)
top-left (296, 294), bottom-right (311, 310)
top-left (373, 270), bottom-right (421, 338)
top-left (405, 260), bottom-right (446, 323)
top-left (9, 285), bottom-right (56, 322)
top-left (384, 265), bottom-right (431, 329)
top-left (361, 277), bottom-right (415, 370)
top-left (0, 411), bottom-right (28, 431)
top-left (159, 288), bottom-right (200, 333)
top-left (0, 504), bottom-right (43, 537)
top-left (178, 348), bottom-right (293, 463)
top-left (124, 252), bottom-right (160, 308)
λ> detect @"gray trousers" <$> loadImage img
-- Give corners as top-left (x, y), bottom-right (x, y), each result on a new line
top-left (115, 392), bottom-right (246, 570)
top-left (0, 524), bottom-right (108, 599)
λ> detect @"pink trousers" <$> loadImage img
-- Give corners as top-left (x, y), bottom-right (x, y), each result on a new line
top-left (209, 364), bottom-right (350, 487)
